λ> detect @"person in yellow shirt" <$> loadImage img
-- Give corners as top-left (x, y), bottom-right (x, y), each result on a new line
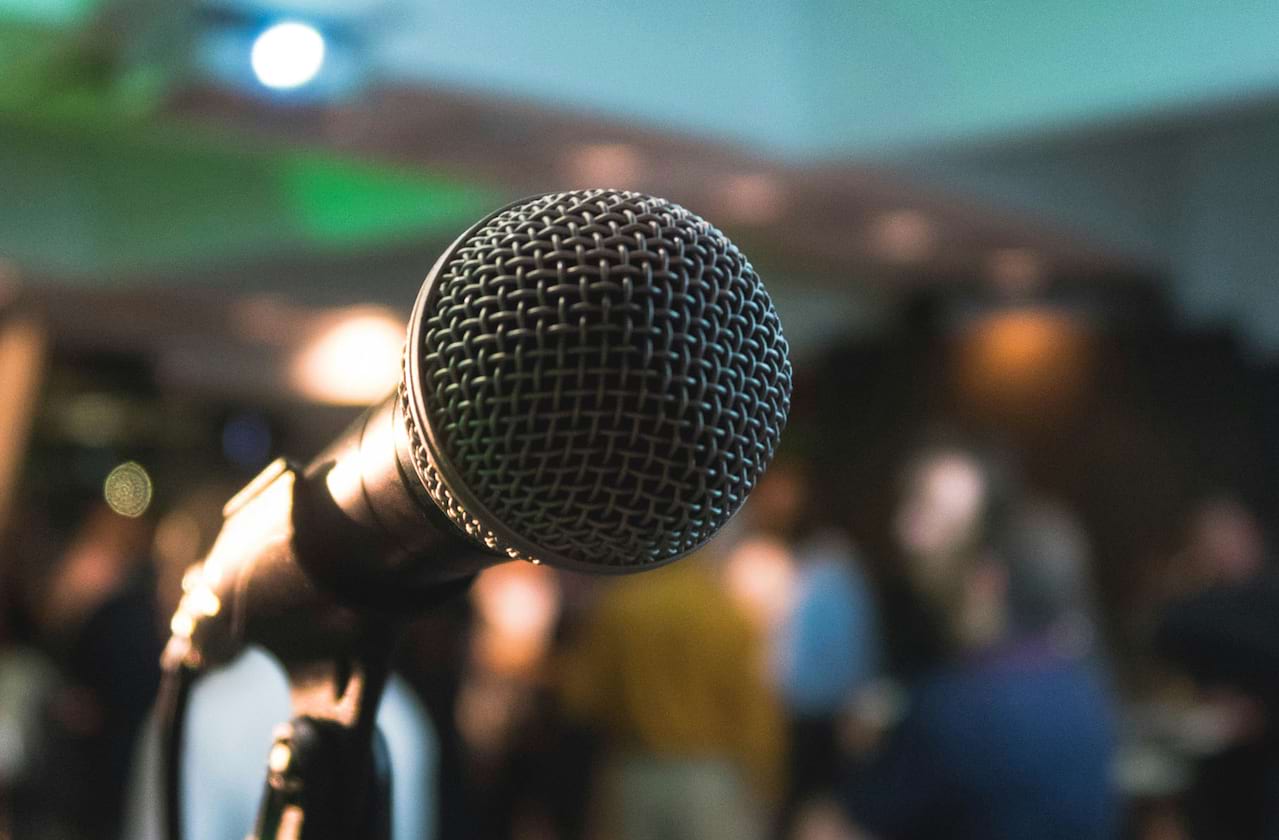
top-left (558, 541), bottom-right (784, 840)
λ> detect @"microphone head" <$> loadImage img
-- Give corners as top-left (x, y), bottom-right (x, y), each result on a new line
top-left (401, 189), bottom-right (791, 572)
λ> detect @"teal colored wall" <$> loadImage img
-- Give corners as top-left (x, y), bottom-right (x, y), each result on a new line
top-left (370, 0), bottom-right (1279, 158)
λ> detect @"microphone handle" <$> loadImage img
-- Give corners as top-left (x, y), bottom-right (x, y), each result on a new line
top-left (171, 392), bottom-right (488, 669)
top-left (299, 391), bottom-right (496, 602)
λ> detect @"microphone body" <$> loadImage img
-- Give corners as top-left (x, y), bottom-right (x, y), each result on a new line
top-left (167, 189), bottom-right (792, 670)
top-left (172, 393), bottom-right (488, 667)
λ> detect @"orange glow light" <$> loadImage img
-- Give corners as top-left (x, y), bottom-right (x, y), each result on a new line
top-left (955, 308), bottom-right (1091, 422)
top-left (968, 310), bottom-right (1078, 378)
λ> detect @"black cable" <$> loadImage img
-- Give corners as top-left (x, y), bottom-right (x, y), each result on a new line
top-left (156, 660), bottom-right (195, 840)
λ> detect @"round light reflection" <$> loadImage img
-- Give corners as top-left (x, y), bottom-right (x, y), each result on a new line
top-left (251, 22), bottom-right (326, 90)
top-left (104, 461), bottom-right (153, 518)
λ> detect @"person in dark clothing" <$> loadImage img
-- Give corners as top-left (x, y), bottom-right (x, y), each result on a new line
top-left (843, 641), bottom-right (1115, 840)
top-left (1155, 495), bottom-right (1279, 840)
top-left (65, 575), bottom-right (162, 836)
top-left (837, 444), bottom-right (1117, 840)
top-left (1158, 574), bottom-right (1279, 705)
top-left (32, 503), bottom-right (163, 840)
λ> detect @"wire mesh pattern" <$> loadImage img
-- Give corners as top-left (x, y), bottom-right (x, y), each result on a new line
top-left (399, 379), bottom-right (526, 560)
top-left (406, 190), bottom-right (792, 569)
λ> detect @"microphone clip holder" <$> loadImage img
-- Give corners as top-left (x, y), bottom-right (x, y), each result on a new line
top-left (252, 617), bottom-right (396, 840)
top-left (251, 659), bottom-right (394, 840)
top-left (163, 454), bottom-right (475, 840)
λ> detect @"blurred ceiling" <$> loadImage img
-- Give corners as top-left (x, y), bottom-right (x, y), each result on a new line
top-left (192, 0), bottom-right (1279, 160)
top-left (3, 0), bottom-right (1279, 348)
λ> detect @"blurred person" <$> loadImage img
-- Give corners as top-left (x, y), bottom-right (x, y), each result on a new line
top-left (1160, 494), bottom-right (1266, 600)
top-left (125, 484), bottom-right (443, 840)
top-left (0, 643), bottom-right (57, 836)
top-left (20, 501), bottom-right (164, 839)
top-left (395, 597), bottom-right (474, 840)
top-left (774, 528), bottom-right (881, 840)
top-left (998, 501), bottom-right (1103, 660)
top-left (739, 463), bottom-right (882, 836)
top-left (774, 529), bottom-right (880, 725)
top-left (458, 562), bottom-right (562, 763)
top-left (0, 506), bottom-right (62, 838)
top-left (832, 442), bottom-right (1117, 840)
top-left (452, 562), bottom-right (565, 840)
top-left (873, 439), bottom-right (1014, 678)
top-left (1155, 495), bottom-right (1279, 840)
top-left (558, 536), bottom-right (784, 840)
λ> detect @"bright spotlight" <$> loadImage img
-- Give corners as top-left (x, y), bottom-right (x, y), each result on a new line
top-left (290, 307), bottom-right (404, 405)
top-left (251, 21), bottom-right (326, 90)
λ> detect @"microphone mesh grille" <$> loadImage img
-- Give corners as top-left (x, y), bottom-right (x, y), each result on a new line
top-left (408, 190), bottom-right (791, 569)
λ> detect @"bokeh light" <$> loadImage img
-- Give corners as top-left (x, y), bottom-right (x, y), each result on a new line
top-left (955, 309), bottom-right (1091, 425)
top-left (869, 210), bottom-right (936, 264)
top-left (724, 535), bottom-right (796, 629)
top-left (290, 308), bottom-right (404, 405)
top-left (103, 461), bottom-right (153, 518)
top-left (251, 22), bottom-right (326, 90)
top-left (470, 562), bottom-right (561, 675)
top-left (221, 412), bottom-right (273, 469)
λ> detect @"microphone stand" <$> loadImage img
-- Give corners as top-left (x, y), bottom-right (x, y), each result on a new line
top-left (161, 455), bottom-right (477, 840)
top-left (250, 622), bottom-right (396, 840)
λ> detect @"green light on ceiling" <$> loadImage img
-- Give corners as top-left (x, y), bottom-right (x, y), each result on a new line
top-left (0, 109), bottom-right (504, 278)
top-left (281, 156), bottom-right (498, 248)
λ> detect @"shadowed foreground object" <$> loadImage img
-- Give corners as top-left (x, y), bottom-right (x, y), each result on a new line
top-left (166, 188), bottom-right (794, 670)
top-left (158, 189), bottom-right (792, 840)
top-left (145, 187), bottom-right (787, 838)
top-left (404, 189), bottom-right (793, 571)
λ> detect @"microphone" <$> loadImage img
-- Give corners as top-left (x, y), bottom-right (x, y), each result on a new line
top-left (167, 189), bottom-right (792, 667)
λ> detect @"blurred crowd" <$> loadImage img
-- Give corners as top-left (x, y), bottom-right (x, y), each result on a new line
top-left (2, 430), bottom-right (1279, 840)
